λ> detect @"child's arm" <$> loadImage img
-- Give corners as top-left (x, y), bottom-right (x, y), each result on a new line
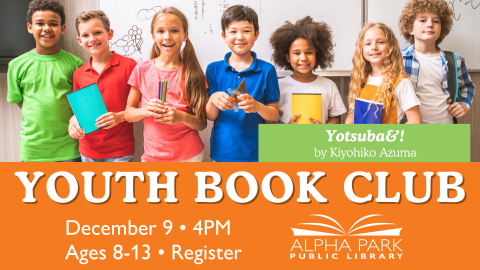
top-left (238, 94), bottom-right (279, 122)
top-left (7, 64), bottom-right (24, 109)
top-left (68, 115), bottom-right (85, 139)
top-left (449, 54), bottom-right (475, 118)
top-left (345, 113), bottom-right (354, 124)
top-left (307, 116), bottom-right (341, 124)
top-left (124, 86), bottom-right (164, 122)
top-left (404, 105), bottom-right (421, 124)
top-left (96, 112), bottom-right (126, 129)
top-left (326, 116), bottom-right (341, 124)
top-left (286, 114), bottom-right (300, 124)
top-left (206, 92), bottom-right (235, 121)
top-left (205, 64), bottom-right (234, 121)
top-left (448, 102), bottom-right (469, 118)
top-left (155, 109), bottom-right (207, 131)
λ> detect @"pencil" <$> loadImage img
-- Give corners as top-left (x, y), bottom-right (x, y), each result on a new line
top-left (164, 80), bottom-right (168, 102)
top-left (158, 80), bottom-right (162, 99)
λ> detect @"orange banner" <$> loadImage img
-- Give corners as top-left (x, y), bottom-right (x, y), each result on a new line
top-left (0, 162), bottom-right (477, 269)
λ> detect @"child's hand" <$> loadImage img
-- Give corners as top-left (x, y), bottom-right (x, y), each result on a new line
top-left (210, 92), bottom-right (235, 111)
top-left (154, 107), bottom-right (186, 125)
top-left (238, 94), bottom-right (260, 113)
top-left (309, 117), bottom-right (323, 124)
top-left (68, 115), bottom-right (85, 139)
top-left (288, 114), bottom-right (300, 124)
top-left (143, 99), bottom-right (166, 117)
top-left (96, 112), bottom-right (124, 129)
top-left (448, 102), bottom-right (469, 118)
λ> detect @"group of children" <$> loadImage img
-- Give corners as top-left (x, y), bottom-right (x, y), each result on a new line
top-left (7, 0), bottom-right (475, 162)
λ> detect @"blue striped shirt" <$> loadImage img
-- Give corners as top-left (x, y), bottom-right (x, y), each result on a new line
top-left (402, 44), bottom-right (475, 108)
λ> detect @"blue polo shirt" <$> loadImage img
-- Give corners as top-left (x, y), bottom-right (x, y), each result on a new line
top-left (206, 52), bottom-right (280, 162)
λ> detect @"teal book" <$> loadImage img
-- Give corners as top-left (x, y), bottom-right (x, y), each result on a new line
top-left (67, 84), bottom-right (108, 135)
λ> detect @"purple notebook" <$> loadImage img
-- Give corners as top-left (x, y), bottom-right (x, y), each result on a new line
top-left (354, 98), bottom-right (383, 124)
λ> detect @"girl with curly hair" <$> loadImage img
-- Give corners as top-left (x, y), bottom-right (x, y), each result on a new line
top-left (345, 23), bottom-right (421, 124)
top-left (270, 16), bottom-right (346, 124)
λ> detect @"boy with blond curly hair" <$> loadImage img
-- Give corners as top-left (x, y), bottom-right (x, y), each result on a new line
top-left (399, 0), bottom-right (475, 124)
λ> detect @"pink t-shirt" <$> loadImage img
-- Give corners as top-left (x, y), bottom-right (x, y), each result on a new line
top-left (128, 59), bottom-right (203, 162)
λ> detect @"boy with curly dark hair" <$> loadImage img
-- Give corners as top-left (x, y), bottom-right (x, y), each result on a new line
top-left (7, 0), bottom-right (84, 162)
top-left (399, 0), bottom-right (475, 124)
top-left (270, 16), bottom-right (346, 124)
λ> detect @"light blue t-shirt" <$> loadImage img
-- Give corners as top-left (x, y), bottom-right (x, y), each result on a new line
top-left (206, 52), bottom-right (280, 162)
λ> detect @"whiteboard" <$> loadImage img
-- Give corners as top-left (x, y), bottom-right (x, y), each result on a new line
top-left (99, 0), bottom-right (362, 71)
top-left (368, 0), bottom-right (480, 70)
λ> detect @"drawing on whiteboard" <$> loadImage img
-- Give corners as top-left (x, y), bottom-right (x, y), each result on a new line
top-left (219, 0), bottom-right (229, 12)
top-left (449, 0), bottom-right (480, 21)
top-left (205, 21), bottom-right (213, 34)
top-left (194, 1), bottom-right (199, 21)
top-left (465, 0), bottom-right (480, 9)
top-left (202, 0), bottom-right (205, 19)
top-left (110, 25), bottom-right (143, 57)
top-left (136, 58), bottom-right (143, 63)
top-left (137, 6), bottom-right (161, 21)
top-left (449, 0), bottom-right (462, 20)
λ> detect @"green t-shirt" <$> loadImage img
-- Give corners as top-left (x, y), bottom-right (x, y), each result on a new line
top-left (7, 49), bottom-right (84, 162)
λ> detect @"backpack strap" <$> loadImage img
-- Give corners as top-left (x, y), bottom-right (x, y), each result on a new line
top-left (444, 51), bottom-right (459, 124)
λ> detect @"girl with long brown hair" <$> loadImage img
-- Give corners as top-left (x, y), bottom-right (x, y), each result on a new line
top-left (345, 23), bottom-right (421, 124)
top-left (125, 7), bottom-right (208, 162)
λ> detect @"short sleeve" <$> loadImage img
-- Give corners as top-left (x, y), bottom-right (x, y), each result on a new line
top-left (395, 78), bottom-right (420, 112)
top-left (128, 64), bottom-right (141, 90)
top-left (76, 57), bottom-right (84, 69)
top-left (328, 83), bottom-right (347, 117)
top-left (128, 58), bottom-right (137, 76)
top-left (206, 64), bottom-right (216, 97)
top-left (73, 70), bottom-right (80, 91)
top-left (6, 63), bottom-right (23, 103)
top-left (265, 66), bottom-right (280, 104)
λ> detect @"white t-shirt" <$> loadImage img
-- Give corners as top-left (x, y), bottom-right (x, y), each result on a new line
top-left (413, 50), bottom-right (453, 124)
top-left (278, 75), bottom-right (347, 124)
top-left (366, 75), bottom-right (420, 123)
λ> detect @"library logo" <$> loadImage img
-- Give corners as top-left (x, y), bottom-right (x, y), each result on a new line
top-left (290, 214), bottom-right (404, 260)
top-left (291, 214), bottom-right (402, 236)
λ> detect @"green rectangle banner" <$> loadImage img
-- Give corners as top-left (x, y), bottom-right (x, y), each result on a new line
top-left (259, 125), bottom-right (470, 162)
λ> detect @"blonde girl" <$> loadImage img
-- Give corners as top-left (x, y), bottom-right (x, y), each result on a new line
top-left (125, 7), bottom-right (208, 162)
top-left (345, 23), bottom-right (421, 124)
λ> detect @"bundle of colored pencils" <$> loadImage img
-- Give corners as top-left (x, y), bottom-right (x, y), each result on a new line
top-left (158, 79), bottom-right (168, 102)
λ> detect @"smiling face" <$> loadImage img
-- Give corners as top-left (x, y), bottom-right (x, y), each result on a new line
top-left (77, 18), bottom-right (113, 56)
top-left (363, 27), bottom-right (389, 69)
top-left (222, 20), bottom-right (259, 57)
top-left (409, 11), bottom-right (441, 45)
top-left (28, 10), bottom-right (65, 55)
top-left (286, 38), bottom-right (316, 75)
top-left (151, 13), bottom-right (188, 57)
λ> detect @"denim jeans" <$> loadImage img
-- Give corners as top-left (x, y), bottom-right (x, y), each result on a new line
top-left (81, 154), bottom-right (134, 162)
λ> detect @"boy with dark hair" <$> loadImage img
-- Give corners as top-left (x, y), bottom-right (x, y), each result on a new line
top-left (399, 0), bottom-right (475, 124)
top-left (68, 10), bottom-right (137, 162)
top-left (205, 5), bottom-right (280, 162)
top-left (7, 0), bottom-right (83, 162)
